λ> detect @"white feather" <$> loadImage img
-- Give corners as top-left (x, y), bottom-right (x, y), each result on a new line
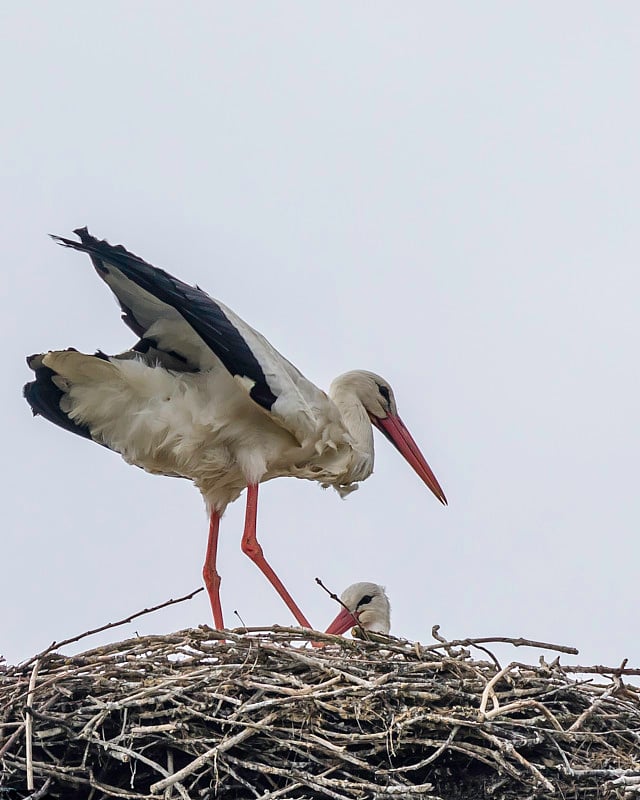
top-left (340, 582), bottom-right (391, 634)
top-left (41, 351), bottom-right (384, 511)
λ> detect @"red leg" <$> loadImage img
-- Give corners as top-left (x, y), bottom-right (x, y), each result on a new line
top-left (240, 484), bottom-right (313, 629)
top-left (202, 509), bottom-right (224, 629)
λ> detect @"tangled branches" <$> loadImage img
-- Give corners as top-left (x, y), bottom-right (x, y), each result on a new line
top-left (1, 625), bottom-right (639, 799)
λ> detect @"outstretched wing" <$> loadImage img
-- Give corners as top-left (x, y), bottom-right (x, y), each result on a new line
top-left (51, 228), bottom-right (346, 449)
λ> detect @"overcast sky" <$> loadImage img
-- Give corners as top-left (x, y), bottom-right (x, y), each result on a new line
top-left (2, 3), bottom-right (639, 670)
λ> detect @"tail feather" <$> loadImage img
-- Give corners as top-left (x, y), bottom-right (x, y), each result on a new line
top-left (24, 356), bottom-right (94, 441)
top-left (24, 349), bottom-right (118, 447)
top-left (42, 350), bottom-right (119, 384)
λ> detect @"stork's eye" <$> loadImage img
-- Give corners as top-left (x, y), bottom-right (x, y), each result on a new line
top-left (377, 384), bottom-right (391, 404)
top-left (357, 594), bottom-right (373, 608)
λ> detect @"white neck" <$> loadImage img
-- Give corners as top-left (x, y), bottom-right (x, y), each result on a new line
top-left (328, 381), bottom-right (375, 483)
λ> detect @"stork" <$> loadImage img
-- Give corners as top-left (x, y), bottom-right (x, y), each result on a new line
top-left (24, 228), bottom-right (447, 629)
top-left (325, 582), bottom-right (391, 635)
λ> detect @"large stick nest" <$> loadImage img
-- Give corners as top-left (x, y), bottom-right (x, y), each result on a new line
top-left (1, 625), bottom-right (639, 799)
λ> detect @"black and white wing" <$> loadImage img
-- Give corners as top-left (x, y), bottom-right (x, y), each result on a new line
top-left (51, 228), bottom-right (346, 450)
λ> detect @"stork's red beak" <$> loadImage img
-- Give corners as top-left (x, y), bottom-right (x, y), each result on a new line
top-left (325, 606), bottom-right (359, 635)
top-left (373, 414), bottom-right (448, 505)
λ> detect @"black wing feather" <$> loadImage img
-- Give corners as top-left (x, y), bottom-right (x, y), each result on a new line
top-left (51, 228), bottom-right (278, 410)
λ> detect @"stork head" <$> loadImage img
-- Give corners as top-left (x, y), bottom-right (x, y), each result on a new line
top-left (331, 370), bottom-right (447, 505)
top-left (325, 582), bottom-right (391, 635)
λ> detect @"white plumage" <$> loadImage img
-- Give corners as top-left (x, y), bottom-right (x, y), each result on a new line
top-left (325, 582), bottom-right (391, 635)
top-left (43, 352), bottom-right (380, 508)
top-left (25, 229), bottom-right (446, 630)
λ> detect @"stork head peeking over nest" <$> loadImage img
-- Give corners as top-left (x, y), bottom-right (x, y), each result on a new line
top-left (325, 582), bottom-right (391, 635)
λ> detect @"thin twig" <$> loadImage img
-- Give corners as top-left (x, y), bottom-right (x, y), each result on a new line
top-left (315, 576), bottom-right (369, 639)
top-left (233, 609), bottom-right (248, 631)
top-left (13, 587), bottom-right (204, 673)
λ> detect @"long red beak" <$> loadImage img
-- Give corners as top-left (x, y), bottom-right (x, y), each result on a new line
top-left (325, 606), bottom-right (359, 635)
top-left (373, 414), bottom-right (447, 505)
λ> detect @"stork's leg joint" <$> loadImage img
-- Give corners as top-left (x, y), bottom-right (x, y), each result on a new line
top-left (240, 537), bottom-right (263, 560)
top-left (239, 483), bottom-right (313, 629)
top-left (202, 562), bottom-right (221, 591)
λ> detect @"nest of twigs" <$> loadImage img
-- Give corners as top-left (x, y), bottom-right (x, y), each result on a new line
top-left (2, 620), bottom-right (640, 799)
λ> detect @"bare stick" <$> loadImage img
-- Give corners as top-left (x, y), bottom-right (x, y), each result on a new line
top-left (561, 664), bottom-right (640, 676)
top-left (14, 587), bottom-right (204, 673)
top-left (432, 625), bottom-right (501, 668)
top-left (25, 660), bottom-right (40, 790)
top-left (25, 777), bottom-right (52, 799)
top-left (569, 690), bottom-right (612, 732)
top-left (423, 634), bottom-right (578, 656)
top-left (431, 625), bottom-right (447, 643)
top-left (165, 749), bottom-right (174, 800)
top-left (479, 662), bottom-right (517, 716)
top-left (150, 711), bottom-right (279, 793)
top-left (484, 698), bottom-right (564, 731)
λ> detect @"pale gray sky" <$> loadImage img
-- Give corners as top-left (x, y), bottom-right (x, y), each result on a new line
top-left (2, 2), bottom-right (639, 669)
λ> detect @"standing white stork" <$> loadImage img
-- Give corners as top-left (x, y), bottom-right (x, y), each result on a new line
top-left (24, 228), bottom-right (447, 630)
